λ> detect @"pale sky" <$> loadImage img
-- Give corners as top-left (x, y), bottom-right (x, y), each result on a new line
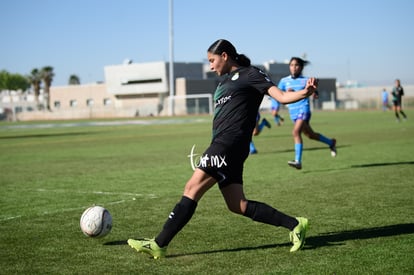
top-left (2, 0), bottom-right (414, 87)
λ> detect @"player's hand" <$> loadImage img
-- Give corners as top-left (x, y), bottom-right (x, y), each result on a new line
top-left (305, 78), bottom-right (318, 96)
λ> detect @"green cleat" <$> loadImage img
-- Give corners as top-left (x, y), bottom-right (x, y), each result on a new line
top-left (127, 238), bottom-right (167, 259)
top-left (289, 217), bottom-right (308, 252)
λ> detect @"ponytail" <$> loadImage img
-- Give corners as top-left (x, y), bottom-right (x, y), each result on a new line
top-left (235, 54), bottom-right (251, 67)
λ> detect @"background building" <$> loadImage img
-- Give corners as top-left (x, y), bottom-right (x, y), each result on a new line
top-left (0, 59), bottom-right (364, 120)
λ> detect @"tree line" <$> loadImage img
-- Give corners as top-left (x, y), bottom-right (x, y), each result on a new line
top-left (0, 68), bottom-right (80, 110)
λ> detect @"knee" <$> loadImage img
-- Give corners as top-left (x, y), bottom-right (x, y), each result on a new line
top-left (183, 180), bottom-right (204, 201)
top-left (306, 132), bottom-right (318, 140)
top-left (227, 205), bottom-right (242, 215)
top-left (226, 200), bottom-right (247, 215)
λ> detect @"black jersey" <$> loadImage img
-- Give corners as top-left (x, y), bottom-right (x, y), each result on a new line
top-left (392, 86), bottom-right (404, 103)
top-left (212, 66), bottom-right (274, 146)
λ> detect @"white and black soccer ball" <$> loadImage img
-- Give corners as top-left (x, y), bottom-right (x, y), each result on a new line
top-left (80, 206), bottom-right (112, 238)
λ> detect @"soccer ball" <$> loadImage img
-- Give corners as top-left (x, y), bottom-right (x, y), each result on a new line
top-left (80, 206), bottom-right (112, 238)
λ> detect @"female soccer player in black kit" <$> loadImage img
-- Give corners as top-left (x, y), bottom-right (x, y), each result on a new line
top-left (391, 79), bottom-right (407, 122)
top-left (128, 39), bottom-right (318, 258)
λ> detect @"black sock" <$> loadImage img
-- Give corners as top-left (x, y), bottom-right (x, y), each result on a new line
top-left (400, 111), bottom-right (407, 118)
top-left (244, 200), bottom-right (298, 231)
top-left (395, 112), bottom-right (400, 119)
top-left (155, 196), bottom-right (197, 247)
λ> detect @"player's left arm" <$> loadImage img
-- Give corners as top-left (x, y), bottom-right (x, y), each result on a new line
top-left (268, 78), bottom-right (318, 104)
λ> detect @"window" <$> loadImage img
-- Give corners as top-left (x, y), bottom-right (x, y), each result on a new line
top-left (70, 100), bottom-right (78, 107)
top-left (86, 98), bottom-right (94, 106)
top-left (103, 98), bottom-right (112, 106)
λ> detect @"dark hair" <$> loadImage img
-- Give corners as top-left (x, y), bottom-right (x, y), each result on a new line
top-left (289, 57), bottom-right (310, 68)
top-left (208, 39), bottom-right (251, 67)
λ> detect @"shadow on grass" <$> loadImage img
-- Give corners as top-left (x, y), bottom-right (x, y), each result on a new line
top-left (305, 223), bottom-right (414, 250)
top-left (261, 144), bottom-right (350, 155)
top-left (104, 239), bottom-right (289, 258)
top-left (303, 160), bottom-right (414, 174)
top-left (104, 223), bottom-right (414, 257)
top-left (351, 161), bottom-right (414, 168)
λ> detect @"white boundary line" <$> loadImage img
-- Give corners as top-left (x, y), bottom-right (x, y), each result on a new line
top-left (0, 189), bottom-right (158, 222)
top-left (0, 117), bottom-right (209, 130)
top-left (34, 188), bottom-right (158, 198)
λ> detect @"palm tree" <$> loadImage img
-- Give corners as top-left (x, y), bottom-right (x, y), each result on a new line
top-left (69, 74), bottom-right (80, 85)
top-left (28, 68), bottom-right (42, 109)
top-left (41, 66), bottom-right (54, 110)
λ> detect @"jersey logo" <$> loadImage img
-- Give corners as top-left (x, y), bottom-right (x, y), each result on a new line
top-left (215, 95), bottom-right (232, 108)
top-left (231, 72), bottom-right (239, 81)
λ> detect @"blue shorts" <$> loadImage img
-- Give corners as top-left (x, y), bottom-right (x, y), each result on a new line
top-left (289, 109), bottom-right (311, 122)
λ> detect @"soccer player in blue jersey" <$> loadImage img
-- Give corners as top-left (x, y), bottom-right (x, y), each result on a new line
top-left (382, 88), bottom-right (390, 112)
top-left (127, 39), bottom-right (318, 259)
top-left (278, 57), bottom-right (336, 170)
top-left (270, 97), bottom-right (284, 126)
top-left (250, 112), bottom-right (271, 154)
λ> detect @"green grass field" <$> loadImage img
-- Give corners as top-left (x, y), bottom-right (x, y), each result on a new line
top-left (1, 110), bottom-right (413, 274)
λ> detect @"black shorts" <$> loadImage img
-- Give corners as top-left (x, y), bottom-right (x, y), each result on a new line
top-left (393, 100), bottom-right (401, 107)
top-left (197, 141), bottom-right (249, 189)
